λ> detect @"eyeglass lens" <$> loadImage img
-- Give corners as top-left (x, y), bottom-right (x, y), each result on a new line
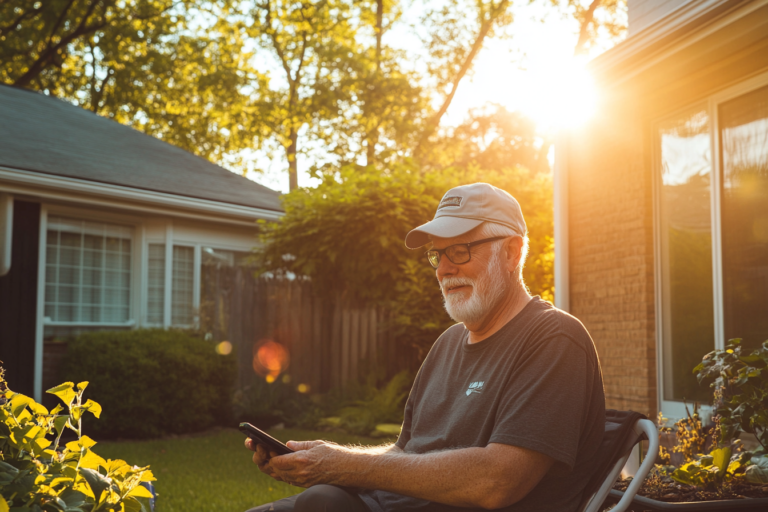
top-left (427, 245), bottom-right (471, 268)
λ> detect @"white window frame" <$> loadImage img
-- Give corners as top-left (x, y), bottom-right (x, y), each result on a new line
top-left (654, 70), bottom-right (768, 420)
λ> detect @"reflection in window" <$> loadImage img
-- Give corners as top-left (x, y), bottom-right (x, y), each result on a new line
top-left (658, 108), bottom-right (714, 402)
top-left (172, 246), bottom-right (194, 325)
top-left (147, 244), bottom-right (165, 325)
top-left (202, 247), bottom-right (252, 266)
top-left (720, 85), bottom-right (768, 350)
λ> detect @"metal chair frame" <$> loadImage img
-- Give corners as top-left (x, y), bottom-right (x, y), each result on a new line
top-left (581, 418), bottom-right (659, 512)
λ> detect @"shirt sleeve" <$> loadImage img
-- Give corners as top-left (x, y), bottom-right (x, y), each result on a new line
top-left (488, 335), bottom-right (591, 470)
top-left (395, 369), bottom-right (420, 450)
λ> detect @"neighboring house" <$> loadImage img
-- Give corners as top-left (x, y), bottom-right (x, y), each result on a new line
top-left (0, 84), bottom-right (283, 401)
top-left (555, 0), bottom-right (768, 420)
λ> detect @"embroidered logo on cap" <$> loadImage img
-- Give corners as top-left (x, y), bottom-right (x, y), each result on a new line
top-left (437, 196), bottom-right (462, 210)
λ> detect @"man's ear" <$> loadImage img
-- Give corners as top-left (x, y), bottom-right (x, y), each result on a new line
top-left (504, 237), bottom-right (523, 273)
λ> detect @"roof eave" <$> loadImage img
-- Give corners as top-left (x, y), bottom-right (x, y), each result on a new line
top-left (0, 165), bottom-right (284, 227)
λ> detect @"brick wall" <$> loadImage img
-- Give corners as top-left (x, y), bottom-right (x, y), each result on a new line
top-left (567, 95), bottom-right (658, 418)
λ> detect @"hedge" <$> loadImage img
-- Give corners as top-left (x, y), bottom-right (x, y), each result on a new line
top-left (59, 328), bottom-right (235, 439)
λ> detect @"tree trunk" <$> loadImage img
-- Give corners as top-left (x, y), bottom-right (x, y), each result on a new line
top-left (287, 128), bottom-right (299, 191)
top-left (365, 0), bottom-right (384, 167)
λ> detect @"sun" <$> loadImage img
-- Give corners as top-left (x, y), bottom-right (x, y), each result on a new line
top-left (516, 57), bottom-right (598, 131)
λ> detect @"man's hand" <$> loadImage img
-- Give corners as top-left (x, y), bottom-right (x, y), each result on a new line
top-left (245, 438), bottom-right (336, 487)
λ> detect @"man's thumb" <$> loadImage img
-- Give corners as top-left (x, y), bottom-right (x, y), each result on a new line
top-left (287, 440), bottom-right (320, 451)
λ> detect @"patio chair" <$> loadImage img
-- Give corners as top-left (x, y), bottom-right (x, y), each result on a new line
top-left (579, 410), bottom-right (659, 512)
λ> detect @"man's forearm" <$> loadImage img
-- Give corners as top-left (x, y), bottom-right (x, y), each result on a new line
top-left (335, 444), bottom-right (537, 509)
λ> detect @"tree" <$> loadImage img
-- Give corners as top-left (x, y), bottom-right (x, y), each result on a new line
top-left (243, 0), bottom-right (362, 190)
top-left (0, 0), bottom-right (255, 163)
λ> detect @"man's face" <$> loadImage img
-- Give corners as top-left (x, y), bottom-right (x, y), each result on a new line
top-left (432, 232), bottom-right (511, 325)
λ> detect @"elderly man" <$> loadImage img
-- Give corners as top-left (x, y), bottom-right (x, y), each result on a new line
top-left (245, 183), bottom-right (605, 512)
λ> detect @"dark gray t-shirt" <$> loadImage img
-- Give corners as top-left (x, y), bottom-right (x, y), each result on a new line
top-left (360, 297), bottom-right (605, 512)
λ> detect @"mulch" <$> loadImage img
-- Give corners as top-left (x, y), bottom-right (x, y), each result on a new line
top-left (612, 476), bottom-right (768, 502)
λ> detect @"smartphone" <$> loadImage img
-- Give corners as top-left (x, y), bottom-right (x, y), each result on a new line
top-left (239, 422), bottom-right (294, 455)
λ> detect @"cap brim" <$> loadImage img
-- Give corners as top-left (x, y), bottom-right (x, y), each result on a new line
top-left (404, 216), bottom-right (484, 249)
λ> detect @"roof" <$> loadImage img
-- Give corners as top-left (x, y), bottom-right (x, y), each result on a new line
top-left (0, 84), bottom-right (283, 212)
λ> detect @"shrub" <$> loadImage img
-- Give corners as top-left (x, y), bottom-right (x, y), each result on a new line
top-left (59, 329), bottom-right (235, 439)
top-left (232, 375), bottom-right (320, 429)
top-left (0, 366), bottom-right (154, 512)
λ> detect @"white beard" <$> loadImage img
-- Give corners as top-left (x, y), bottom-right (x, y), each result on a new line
top-left (440, 243), bottom-right (511, 325)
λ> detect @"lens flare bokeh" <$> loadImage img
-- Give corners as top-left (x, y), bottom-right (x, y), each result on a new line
top-left (252, 339), bottom-right (290, 381)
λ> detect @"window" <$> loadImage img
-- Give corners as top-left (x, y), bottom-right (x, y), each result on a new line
top-left (147, 244), bottom-right (165, 325)
top-left (146, 244), bottom-right (195, 326)
top-left (45, 216), bottom-right (132, 324)
top-left (720, 85), bottom-right (768, 351)
top-left (172, 246), bottom-right (194, 325)
top-left (657, 82), bottom-right (768, 404)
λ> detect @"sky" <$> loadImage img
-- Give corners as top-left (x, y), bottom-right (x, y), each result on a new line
top-left (247, 1), bottom-right (626, 193)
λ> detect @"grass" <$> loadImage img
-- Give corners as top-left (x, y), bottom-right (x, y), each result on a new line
top-left (95, 428), bottom-right (392, 512)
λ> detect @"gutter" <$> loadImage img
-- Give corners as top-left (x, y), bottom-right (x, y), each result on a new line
top-left (0, 165), bottom-right (283, 227)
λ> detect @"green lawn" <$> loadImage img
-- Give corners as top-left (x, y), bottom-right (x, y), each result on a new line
top-left (95, 428), bottom-right (392, 512)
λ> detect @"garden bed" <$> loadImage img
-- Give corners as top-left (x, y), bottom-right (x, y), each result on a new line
top-left (608, 477), bottom-right (768, 511)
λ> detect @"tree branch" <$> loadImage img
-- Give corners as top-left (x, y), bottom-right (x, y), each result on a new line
top-left (414, 0), bottom-right (510, 157)
top-left (573, 0), bottom-right (601, 56)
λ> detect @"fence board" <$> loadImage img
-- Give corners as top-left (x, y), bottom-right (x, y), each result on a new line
top-left (200, 267), bottom-right (418, 394)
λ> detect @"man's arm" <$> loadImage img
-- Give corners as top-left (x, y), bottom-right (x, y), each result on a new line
top-left (262, 440), bottom-right (554, 510)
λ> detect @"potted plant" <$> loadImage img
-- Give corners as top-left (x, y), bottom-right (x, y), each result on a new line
top-left (607, 339), bottom-right (768, 511)
top-left (0, 365), bottom-right (155, 512)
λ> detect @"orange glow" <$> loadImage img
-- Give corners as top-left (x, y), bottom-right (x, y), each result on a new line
top-left (252, 339), bottom-right (290, 380)
top-left (297, 383), bottom-right (310, 393)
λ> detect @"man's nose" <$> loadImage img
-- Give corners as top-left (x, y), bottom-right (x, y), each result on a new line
top-left (436, 254), bottom-right (458, 280)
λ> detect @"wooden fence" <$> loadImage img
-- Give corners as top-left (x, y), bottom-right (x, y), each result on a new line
top-left (200, 266), bottom-right (418, 393)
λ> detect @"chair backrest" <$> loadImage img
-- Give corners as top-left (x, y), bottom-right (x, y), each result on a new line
top-left (578, 411), bottom-right (659, 512)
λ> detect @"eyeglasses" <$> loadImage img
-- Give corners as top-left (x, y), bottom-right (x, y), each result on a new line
top-left (425, 237), bottom-right (506, 269)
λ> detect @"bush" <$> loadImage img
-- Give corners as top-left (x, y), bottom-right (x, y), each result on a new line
top-left (59, 329), bottom-right (235, 439)
top-left (0, 366), bottom-right (155, 512)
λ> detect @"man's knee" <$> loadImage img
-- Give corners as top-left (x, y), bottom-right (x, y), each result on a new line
top-left (294, 485), bottom-right (368, 512)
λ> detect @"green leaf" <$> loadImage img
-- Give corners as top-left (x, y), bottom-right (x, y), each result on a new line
top-left (711, 447), bottom-right (731, 479)
top-left (746, 456), bottom-right (768, 484)
top-left (82, 400), bottom-right (101, 419)
top-left (79, 468), bottom-right (111, 504)
top-left (53, 416), bottom-right (69, 436)
top-left (47, 383), bottom-right (76, 407)
top-left (126, 485), bottom-right (153, 499)
top-left (9, 394), bottom-right (34, 417)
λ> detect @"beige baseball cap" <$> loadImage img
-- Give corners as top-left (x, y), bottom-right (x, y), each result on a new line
top-left (404, 183), bottom-right (527, 249)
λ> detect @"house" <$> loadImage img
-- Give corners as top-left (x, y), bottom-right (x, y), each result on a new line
top-left (0, 84), bottom-right (283, 401)
top-left (554, 0), bottom-right (768, 420)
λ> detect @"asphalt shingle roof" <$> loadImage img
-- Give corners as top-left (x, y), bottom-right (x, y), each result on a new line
top-left (0, 84), bottom-right (282, 212)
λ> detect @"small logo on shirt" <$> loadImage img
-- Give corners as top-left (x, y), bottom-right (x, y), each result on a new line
top-left (438, 196), bottom-right (462, 210)
top-left (466, 381), bottom-right (485, 396)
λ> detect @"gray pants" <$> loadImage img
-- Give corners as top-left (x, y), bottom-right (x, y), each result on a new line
top-left (246, 485), bottom-right (371, 512)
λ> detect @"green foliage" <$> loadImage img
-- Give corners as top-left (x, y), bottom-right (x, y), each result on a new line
top-left (670, 446), bottom-right (752, 490)
top-left (334, 371), bottom-right (411, 436)
top-left (746, 455), bottom-right (768, 484)
top-left (0, 369), bottom-right (154, 512)
top-left (232, 377), bottom-right (320, 430)
top-left (59, 329), bottom-right (235, 439)
top-left (0, 0), bottom-right (256, 163)
top-left (694, 338), bottom-right (768, 450)
top-left (257, 164), bottom-right (553, 357)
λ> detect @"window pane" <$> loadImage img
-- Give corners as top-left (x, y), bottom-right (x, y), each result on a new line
top-left (45, 216), bottom-right (132, 324)
top-left (147, 244), bottom-right (165, 325)
top-left (720, 85), bottom-right (768, 350)
top-left (658, 107), bottom-right (714, 402)
top-left (172, 246), bottom-right (194, 325)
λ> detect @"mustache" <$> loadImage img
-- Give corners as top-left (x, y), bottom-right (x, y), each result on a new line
top-left (440, 276), bottom-right (474, 293)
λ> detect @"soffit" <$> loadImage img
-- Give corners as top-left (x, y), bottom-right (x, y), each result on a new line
top-left (591, 0), bottom-right (768, 117)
